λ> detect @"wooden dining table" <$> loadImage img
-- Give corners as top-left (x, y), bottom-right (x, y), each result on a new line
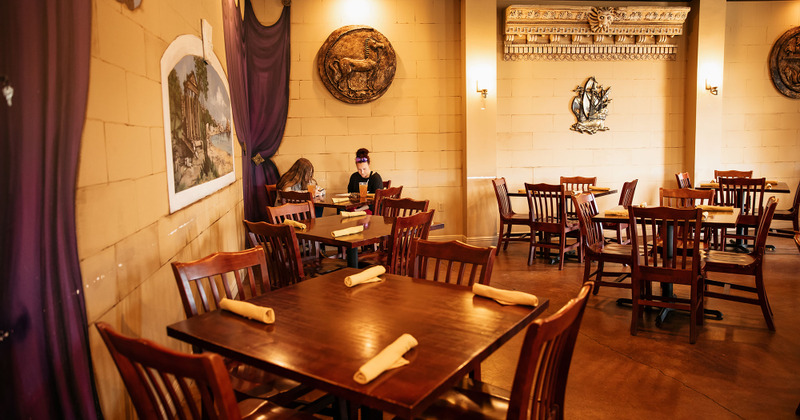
top-left (314, 193), bottom-right (374, 211)
top-left (166, 268), bottom-right (549, 419)
top-left (694, 181), bottom-right (791, 194)
top-left (508, 187), bottom-right (618, 198)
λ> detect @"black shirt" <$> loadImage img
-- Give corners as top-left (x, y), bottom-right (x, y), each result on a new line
top-left (347, 172), bottom-right (383, 193)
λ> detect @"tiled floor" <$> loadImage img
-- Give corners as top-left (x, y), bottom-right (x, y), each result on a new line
top-left (481, 235), bottom-right (800, 419)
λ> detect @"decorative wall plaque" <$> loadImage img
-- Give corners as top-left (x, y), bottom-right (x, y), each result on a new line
top-left (769, 26), bottom-right (800, 99)
top-left (504, 5), bottom-right (690, 61)
top-left (570, 77), bottom-right (611, 134)
top-left (317, 25), bottom-right (396, 104)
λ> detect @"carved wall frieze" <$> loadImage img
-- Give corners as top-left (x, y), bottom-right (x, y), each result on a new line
top-left (504, 5), bottom-right (690, 61)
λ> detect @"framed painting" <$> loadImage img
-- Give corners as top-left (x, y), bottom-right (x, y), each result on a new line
top-left (161, 34), bottom-right (235, 213)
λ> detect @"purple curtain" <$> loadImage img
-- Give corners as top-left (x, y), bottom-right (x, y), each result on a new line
top-left (0, 1), bottom-right (100, 419)
top-left (222, 0), bottom-right (291, 222)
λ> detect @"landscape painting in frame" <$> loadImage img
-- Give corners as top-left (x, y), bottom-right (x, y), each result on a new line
top-left (161, 34), bottom-right (235, 213)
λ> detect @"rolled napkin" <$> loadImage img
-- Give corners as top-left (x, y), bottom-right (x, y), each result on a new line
top-left (588, 186), bottom-right (611, 191)
top-left (332, 197), bottom-right (351, 204)
top-left (766, 180), bottom-right (778, 185)
top-left (353, 333), bottom-right (418, 384)
top-left (700, 182), bottom-right (719, 188)
top-left (604, 209), bottom-right (629, 217)
top-left (219, 298), bottom-right (275, 324)
top-left (344, 265), bottom-right (386, 287)
top-left (332, 225), bottom-right (364, 238)
top-left (341, 210), bottom-right (367, 218)
top-left (518, 189), bottom-right (526, 193)
top-left (282, 219), bottom-right (306, 229)
top-left (697, 204), bottom-right (734, 212)
top-left (473, 283), bottom-right (539, 306)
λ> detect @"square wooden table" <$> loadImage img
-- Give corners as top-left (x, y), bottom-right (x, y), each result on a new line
top-left (295, 214), bottom-right (392, 267)
top-left (508, 187), bottom-right (618, 198)
top-left (695, 181), bottom-right (790, 194)
top-left (166, 268), bottom-right (549, 419)
top-left (314, 193), bottom-right (374, 211)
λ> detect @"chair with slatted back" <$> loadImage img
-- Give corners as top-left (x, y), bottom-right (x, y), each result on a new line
top-left (244, 220), bottom-right (306, 289)
top-left (676, 172), bottom-right (692, 189)
top-left (770, 180), bottom-right (800, 235)
top-left (629, 206), bottom-right (705, 343)
top-left (265, 184), bottom-right (278, 207)
top-left (95, 322), bottom-right (316, 420)
top-left (380, 197), bottom-right (429, 217)
top-left (278, 190), bottom-right (313, 204)
top-left (373, 185), bottom-right (403, 216)
top-left (409, 239), bottom-right (496, 287)
top-left (660, 187), bottom-right (717, 249)
top-left (415, 283), bottom-right (593, 420)
top-left (492, 178), bottom-right (532, 252)
top-left (715, 169), bottom-right (753, 180)
top-left (603, 179), bottom-right (638, 244)
top-left (386, 210), bottom-right (435, 276)
top-left (572, 193), bottom-right (632, 295)
top-left (382, 180), bottom-right (391, 189)
top-left (171, 248), bottom-right (308, 401)
top-left (266, 202), bottom-right (345, 276)
top-left (525, 182), bottom-right (582, 270)
top-left (703, 196), bottom-right (779, 331)
top-left (716, 177), bottom-right (766, 251)
top-left (560, 175), bottom-right (597, 219)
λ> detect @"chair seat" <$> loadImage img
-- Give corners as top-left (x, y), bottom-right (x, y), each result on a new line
top-left (239, 398), bottom-right (318, 420)
top-left (589, 242), bottom-right (631, 257)
top-left (772, 209), bottom-right (795, 219)
top-left (702, 249), bottom-right (757, 270)
top-left (226, 359), bottom-right (309, 402)
top-left (412, 375), bottom-right (510, 420)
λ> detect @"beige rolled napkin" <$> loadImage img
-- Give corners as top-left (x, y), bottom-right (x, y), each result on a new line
top-left (518, 189), bottom-right (526, 193)
top-left (472, 283), bottom-right (539, 306)
top-left (219, 298), bottom-right (275, 324)
top-left (588, 186), bottom-right (611, 191)
top-left (766, 180), bottom-right (778, 185)
top-left (354, 333), bottom-right (418, 385)
top-left (700, 182), bottom-right (719, 188)
top-left (604, 209), bottom-right (629, 217)
top-left (341, 210), bottom-right (367, 218)
top-left (332, 225), bottom-right (364, 238)
top-left (697, 204), bottom-right (734, 212)
top-left (332, 197), bottom-right (351, 204)
top-left (282, 219), bottom-right (306, 229)
top-left (344, 265), bottom-right (385, 287)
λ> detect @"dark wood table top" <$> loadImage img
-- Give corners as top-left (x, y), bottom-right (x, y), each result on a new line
top-left (166, 268), bottom-right (549, 419)
top-left (508, 188), bottom-right (618, 198)
top-left (295, 214), bottom-right (391, 250)
top-left (592, 205), bottom-right (741, 228)
top-left (314, 193), bottom-right (374, 210)
top-left (694, 181), bottom-right (791, 194)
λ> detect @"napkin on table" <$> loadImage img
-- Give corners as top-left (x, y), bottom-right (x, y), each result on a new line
top-left (353, 333), bottom-right (418, 385)
top-left (332, 225), bottom-right (364, 238)
top-left (696, 204), bottom-right (734, 212)
top-left (472, 283), bottom-right (539, 306)
top-left (604, 209), bottom-right (629, 217)
top-left (341, 210), bottom-right (367, 218)
top-left (332, 197), bottom-right (351, 204)
top-left (344, 265), bottom-right (385, 287)
top-left (588, 186), bottom-right (611, 191)
top-left (700, 182), bottom-right (719, 188)
top-left (219, 298), bottom-right (275, 324)
top-left (766, 180), bottom-right (778, 185)
top-left (282, 219), bottom-right (306, 229)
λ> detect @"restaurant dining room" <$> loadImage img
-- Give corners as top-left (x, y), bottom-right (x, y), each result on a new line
top-left (3, 0), bottom-right (800, 419)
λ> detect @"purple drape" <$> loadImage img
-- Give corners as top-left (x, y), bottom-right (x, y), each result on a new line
top-left (222, 0), bottom-right (291, 222)
top-left (0, 1), bottom-right (99, 419)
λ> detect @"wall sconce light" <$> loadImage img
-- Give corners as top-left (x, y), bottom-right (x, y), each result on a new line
top-left (705, 79), bottom-right (718, 95)
top-left (476, 82), bottom-right (488, 110)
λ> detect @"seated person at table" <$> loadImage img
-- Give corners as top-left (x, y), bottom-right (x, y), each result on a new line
top-left (347, 148), bottom-right (383, 194)
top-left (276, 158), bottom-right (323, 216)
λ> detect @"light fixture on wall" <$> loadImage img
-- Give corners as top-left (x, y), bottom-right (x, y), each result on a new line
top-left (476, 82), bottom-right (488, 110)
top-left (705, 79), bottom-right (719, 95)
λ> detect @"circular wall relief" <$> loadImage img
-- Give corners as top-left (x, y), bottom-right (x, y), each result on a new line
top-left (317, 25), bottom-right (396, 104)
top-left (769, 26), bottom-right (800, 99)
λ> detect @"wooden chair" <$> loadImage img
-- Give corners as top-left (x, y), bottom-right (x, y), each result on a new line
top-left (525, 182), bottom-right (582, 270)
top-left (244, 220), bottom-right (306, 289)
top-left (604, 179), bottom-right (638, 244)
top-left (716, 177), bottom-right (766, 251)
top-left (770, 180), bottom-right (800, 235)
top-left (373, 185), bottom-right (403, 216)
top-left (702, 196), bottom-right (779, 331)
top-left (572, 193), bottom-right (633, 295)
top-left (415, 283), bottom-right (593, 420)
top-left (628, 206), bottom-right (705, 343)
top-left (171, 248), bottom-right (307, 401)
top-left (387, 210), bottom-right (435, 275)
top-left (676, 172), bottom-right (692, 189)
top-left (715, 169), bottom-right (753, 180)
top-left (382, 179), bottom-right (391, 189)
top-left (278, 190), bottom-right (313, 204)
top-left (560, 175), bottom-right (597, 219)
top-left (380, 197), bottom-right (429, 217)
top-left (95, 322), bottom-right (315, 420)
top-left (266, 202), bottom-right (345, 276)
top-left (492, 178), bottom-right (532, 252)
top-left (409, 239), bottom-right (496, 287)
top-left (660, 187), bottom-right (717, 249)
top-left (265, 184), bottom-right (278, 207)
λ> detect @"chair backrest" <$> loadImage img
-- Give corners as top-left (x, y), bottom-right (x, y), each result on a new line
top-left (751, 196), bottom-right (779, 260)
top-left (373, 186), bottom-right (403, 216)
top-left (560, 176), bottom-right (596, 217)
top-left (629, 206), bottom-right (702, 279)
top-left (717, 177), bottom-right (766, 223)
top-left (525, 183), bottom-right (568, 229)
top-left (171, 248), bottom-right (269, 319)
top-left (492, 177), bottom-right (515, 219)
top-left (382, 180), bottom-right (392, 189)
top-left (572, 193), bottom-right (604, 250)
top-left (715, 169), bottom-right (753, 180)
top-left (278, 190), bottom-right (313, 204)
top-left (266, 201), bottom-right (316, 224)
top-left (387, 210), bottom-right (435, 275)
top-left (380, 197), bottom-right (429, 218)
top-left (265, 184), bottom-right (278, 207)
top-left (788, 180), bottom-right (800, 214)
top-left (659, 187), bottom-right (715, 208)
top-left (618, 179), bottom-right (638, 208)
top-left (95, 322), bottom-right (244, 420)
top-left (506, 283), bottom-right (593, 420)
top-left (244, 220), bottom-right (306, 289)
top-left (675, 172), bottom-right (692, 189)
top-left (409, 239), bottom-right (496, 287)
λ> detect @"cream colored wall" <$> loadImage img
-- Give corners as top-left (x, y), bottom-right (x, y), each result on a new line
top-left (722, 1), bottom-right (800, 210)
top-left (252, 0), bottom-right (464, 239)
top-left (77, 1), bottom-right (244, 418)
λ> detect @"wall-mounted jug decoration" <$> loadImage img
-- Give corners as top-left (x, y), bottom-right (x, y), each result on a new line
top-left (570, 76), bottom-right (611, 134)
top-left (769, 26), bottom-right (800, 99)
top-left (317, 25), bottom-right (396, 104)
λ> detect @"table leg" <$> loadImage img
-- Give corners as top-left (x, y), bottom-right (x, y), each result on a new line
top-left (346, 248), bottom-right (359, 268)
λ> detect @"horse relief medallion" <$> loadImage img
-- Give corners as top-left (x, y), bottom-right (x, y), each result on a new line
top-left (318, 26), bottom-right (396, 104)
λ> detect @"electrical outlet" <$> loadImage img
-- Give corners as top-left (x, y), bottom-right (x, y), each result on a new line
top-left (437, 201), bottom-right (444, 212)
